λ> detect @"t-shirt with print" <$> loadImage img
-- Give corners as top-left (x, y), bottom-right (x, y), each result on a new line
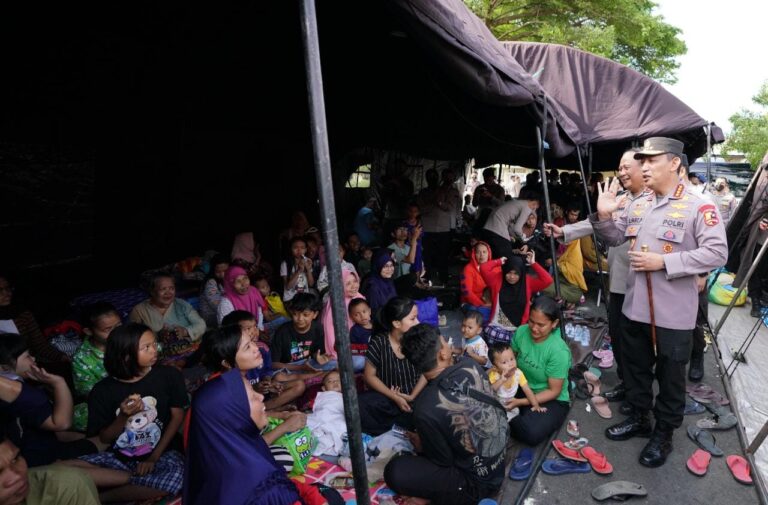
top-left (412, 358), bottom-right (508, 493)
top-left (387, 242), bottom-right (411, 278)
top-left (280, 261), bottom-right (309, 302)
top-left (86, 365), bottom-right (188, 462)
top-left (464, 336), bottom-right (489, 368)
top-left (365, 333), bottom-right (419, 395)
top-left (72, 339), bottom-right (108, 431)
top-left (511, 325), bottom-right (571, 403)
top-left (269, 320), bottom-right (324, 366)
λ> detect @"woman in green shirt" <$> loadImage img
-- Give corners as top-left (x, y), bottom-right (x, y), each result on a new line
top-left (508, 296), bottom-right (572, 445)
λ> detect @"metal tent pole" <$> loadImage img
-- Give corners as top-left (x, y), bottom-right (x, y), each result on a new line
top-left (299, 1), bottom-right (370, 502)
top-left (576, 144), bottom-right (608, 303)
top-left (536, 126), bottom-right (561, 302)
top-left (706, 124), bottom-right (713, 192)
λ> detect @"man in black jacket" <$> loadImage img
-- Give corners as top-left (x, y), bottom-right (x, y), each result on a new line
top-left (384, 324), bottom-right (508, 505)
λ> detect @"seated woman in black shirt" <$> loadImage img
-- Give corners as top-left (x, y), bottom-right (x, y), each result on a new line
top-left (358, 297), bottom-right (426, 435)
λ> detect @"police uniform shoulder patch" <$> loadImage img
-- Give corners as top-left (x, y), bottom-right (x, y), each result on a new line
top-left (699, 204), bottom-right (719, 227)
top-left (673, 184), bottom-right (685, 199)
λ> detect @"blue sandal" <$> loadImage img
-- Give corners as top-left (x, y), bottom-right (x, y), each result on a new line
top-left (542, 458), bottom-right (592, 476)
top-left (508, 448), bottom-right (534, 480)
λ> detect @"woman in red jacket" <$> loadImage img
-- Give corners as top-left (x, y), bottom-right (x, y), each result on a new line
top-left (460, 241), bottom-right (492, 322)
top-left (480, 251), bottom-right (553, 344)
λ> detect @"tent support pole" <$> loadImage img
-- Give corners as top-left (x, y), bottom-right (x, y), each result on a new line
top-left (713, 238), bottom-right (768, 339)
top-left (576, 144), bottom-right (609, 303)
top-left (536, 126), bottom-right (562, 303)
top-left (706, 123), bottom-right (712, 191)
top-left (299, 1), bottom-right (370, 502)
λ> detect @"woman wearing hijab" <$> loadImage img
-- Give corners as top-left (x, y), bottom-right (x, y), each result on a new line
top-left (216, 266), bottom-right (267, 327)
top-left (480, 251), bottom-right (553, 344)
top-left (184, 367), bottom-right (317, 505)
top-left (360, 249), bottom-right (397, 313)
top-left (231, 232), bottom-right (273, 281)
top-left (321, 269), bottom-right (366, 371)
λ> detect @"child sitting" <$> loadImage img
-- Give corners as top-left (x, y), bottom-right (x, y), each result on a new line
top-left (461, 310), bottom-right (489, 367)
top-left (62, 323), bottom-right (187, 502)
top-left (280, 236), bottom-right (315, 302)
top-left (268, 293), bottom-right (328, 382)
top-left (357, 247), bottom-right (373, 278)
top-left (307, 371), bottom-right (346, 457)
top-left (221, 310), bottom-right (305, 410)
top-left (321, 270), bottom-right (366, 372)
top-left (487, 343), bottom-right (545, 421)
top-left (72, 302), bottom-right (120, 431)
top-left (348, 299), bottom-right (373, 352)
top-left (253, 276), bottom-right (290, 336)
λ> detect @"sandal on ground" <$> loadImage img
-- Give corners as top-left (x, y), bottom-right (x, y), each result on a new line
top-left (687, 425), bottom-right (724, 456)
top-left (591, 481), bottom-right (648, 501)
top-left (684, 398), bottom-right (706, 415)
top-left (541, 458), bottom-right (591, 475)
top-left (727, 455), bottom-right (753, 485)
top-left (598, 354), bottom-right (614, 369)
top-left (696, 413), bottom-right (737, 431)
top-left (686, 449), bottom-right (711, 476)
top-left (591, 396), bottom-right (613, 419)
top-left (508, 448), bottom-right (534, 481)
top-left (565, 437), bottom-right (589, 450)
top-left (580, 446), bottom-right (613, 475)
top-left (567, 419), bottom-right (580, 438)
top-left (584, 371), bottom-right (602, 396)
top-left (552, 439), bottom-right (588, 462)
top-left (686, 383), bottom-right (713, 395)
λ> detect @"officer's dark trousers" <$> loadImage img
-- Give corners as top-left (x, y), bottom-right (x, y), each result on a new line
top-left (608, 292), bottom-right (625, 382)
top-left (620, 315), bottom-right (692, 430)
top-left (476, 228), bottom-right (514, 262)
top-left (423, 231), bottom-right (452, 285)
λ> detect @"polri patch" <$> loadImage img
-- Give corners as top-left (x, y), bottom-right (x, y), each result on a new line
top-left (699, 204), bottom-right (719, 227)
top-left (661, 218), bottom-right (685, 230)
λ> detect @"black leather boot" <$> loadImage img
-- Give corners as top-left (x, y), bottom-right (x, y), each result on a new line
top-left (639, 428), bottom-right (673, 468)
top-left (603, 383), bottom-right (626, 402)
top-left (605, 412), bottom-right (652, 441)
top-left (751, 298), bottom-right (762, 318)
top-left (688, 355), bottom-right (704, 382)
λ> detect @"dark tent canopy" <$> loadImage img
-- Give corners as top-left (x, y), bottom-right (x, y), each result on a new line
top-left (501, 42), bottom-right (724, 169)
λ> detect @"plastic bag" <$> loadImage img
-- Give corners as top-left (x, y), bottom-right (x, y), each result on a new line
top-left (263, 417), bottom-right (316, 475)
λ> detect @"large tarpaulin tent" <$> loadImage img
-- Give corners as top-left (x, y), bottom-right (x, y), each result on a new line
top-left (501, 42), bottom-right (724, 168)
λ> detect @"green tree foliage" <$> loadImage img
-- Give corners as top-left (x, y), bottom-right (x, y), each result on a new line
top-left (723, 81), bottom-right (768, 169)
top-left (464, 0), bottom-right (686, 83)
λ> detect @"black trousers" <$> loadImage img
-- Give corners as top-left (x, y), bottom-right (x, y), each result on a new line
top-left (747, 244), bottom-right (768, 300)
top-left (384, 455), bottom-right (488, 505)
top-left (692, 289), bottom-right (708, 360)
top-left (509, 399), bottom-right (570, 446)
top-left (422, 231), bottom-right (452, 284)
top-left (620, 315), bottom-right (692, 430)
top-left (476, 228), bottom-right (515, 262)
top-left (607, 292), bottom-right (626, 382)
top-left (358, 391), bottom-right (413, 436)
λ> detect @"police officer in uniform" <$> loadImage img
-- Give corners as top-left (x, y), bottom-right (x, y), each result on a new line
top-left (591, 138), bottom-right (728, 467)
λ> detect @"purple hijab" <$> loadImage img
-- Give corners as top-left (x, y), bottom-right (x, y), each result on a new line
top-left (183, 369), bottom-right (299, 505)
top-left (362, 249), bottom-right (397, 312)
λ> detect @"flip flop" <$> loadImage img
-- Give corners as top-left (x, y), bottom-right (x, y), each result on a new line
top-left (696, 412), bottom-right (737, 430)
top-left (552, 439), bottom-right (588, 462)
top-left (591, 396), bottom-right (613, 419)
top-left (598, 354), bottom-right (614, 369)
top-left (567, 419), bottom-right (580, 438)
top-left (580, 446), bottom-right (613, 475)
top-left (588, 366), bottom-right (603, 379)
top-left (508, 448), bottom-right (534, 481)
top-left (687, 425), bottom-right (724, 457)
top-left (591, 481), bottom-right (648, 501)
top-left (686, 383), bottom-right (713, 395)
top-left (584, 371), bottom-right (602, 396)
top-left (726, 455), bottom-right (753, 485)
top-left (686, 449), bottom-right (711, 476)
top-left (592, 349), bottom-right (612, 360)
top-left (704, 402), bottom-right (732, 417)
top-left (565, 437), bottom-right (589, 450)
top-left (542, 458), bottom-right (591, 475)
top-left (684, 397), bottom-right (706, 415)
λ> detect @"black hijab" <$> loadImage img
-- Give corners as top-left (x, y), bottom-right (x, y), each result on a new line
top-left (499, 255), bottom-right (527, 326)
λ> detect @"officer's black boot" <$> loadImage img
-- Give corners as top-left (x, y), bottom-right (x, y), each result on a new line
top-left (688, 355), bottom-right (704, 382)
top-left (619, 402), bottom-right (635, 416)
top-left (603, 383), bottom-right (626, 402)
top-left (751, 297), bottom-right (762, 318)
top-left (605, 411), bottom-right (652, 441)
top-left (639, 427), bottom-right (673, 468)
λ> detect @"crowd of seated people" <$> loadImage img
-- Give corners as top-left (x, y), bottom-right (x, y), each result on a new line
top-left (0, 173), bottom-right (586, 504)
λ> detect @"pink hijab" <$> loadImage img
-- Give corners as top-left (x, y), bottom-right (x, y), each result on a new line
top-left (231, 232), bottom-right (256, 264)
top-left (322, 269), bottom-right (364, 359)
top-left (222, 266), bottom-right (266, 316)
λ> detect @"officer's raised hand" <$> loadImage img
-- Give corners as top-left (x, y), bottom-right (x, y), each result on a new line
top-left (596, 178), bottom-right (622, 220)
top-left (543, 223), bottom-right (563, 239)
top-left (628, 248), bottom-right (665, 272)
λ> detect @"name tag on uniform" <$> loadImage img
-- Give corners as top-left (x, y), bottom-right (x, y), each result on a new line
top-left (661, 218), bottom-right (686, 230)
